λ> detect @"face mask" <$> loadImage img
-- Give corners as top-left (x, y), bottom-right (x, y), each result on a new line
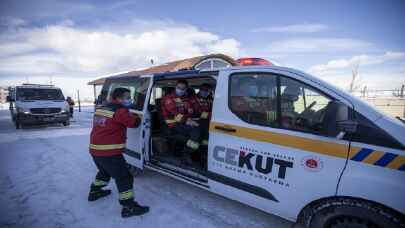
top-left (176, 88), bottom-right (186, 97)
top-left (199, 90), bottom-right (209, 98)
top-left (122, 99), bottom-right (132, 107)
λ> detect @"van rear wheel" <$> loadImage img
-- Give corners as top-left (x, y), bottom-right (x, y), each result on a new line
top-left (299, 197), bottom-right (404, 228)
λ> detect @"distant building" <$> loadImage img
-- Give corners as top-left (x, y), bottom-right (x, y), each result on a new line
top-left (87, 53), bottom-right (239, 101)
top-left (0, 86), bottom-right (9, 104)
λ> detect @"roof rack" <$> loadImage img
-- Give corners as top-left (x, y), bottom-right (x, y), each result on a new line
top-left (20, 83), bottom-right (55, 87)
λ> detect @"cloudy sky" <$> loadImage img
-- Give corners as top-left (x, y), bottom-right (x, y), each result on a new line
top-left (0, 0), bottom-right (404, 99)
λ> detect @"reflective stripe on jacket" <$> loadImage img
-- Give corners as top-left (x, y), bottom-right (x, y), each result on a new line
top-left (90, 102), bottom-right (141, 157)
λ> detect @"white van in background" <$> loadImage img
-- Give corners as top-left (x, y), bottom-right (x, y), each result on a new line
top-left (7, 84), bottom-right (70, 129)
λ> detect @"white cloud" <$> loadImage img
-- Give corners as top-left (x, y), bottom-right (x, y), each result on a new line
top-left (252, 23), bottom-right (328, 33)
top-left (205, 39), bottom-right (240, 56)
top-left (0, 20), bottom-right (240, 99)
top-left (0, 21), bottom-right (240, 76)
top-left (308, 52), bottom-right (405, 75)
top-left (268, 38), bottom-right (372, 53)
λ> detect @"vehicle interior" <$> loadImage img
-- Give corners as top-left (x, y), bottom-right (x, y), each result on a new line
top-left (147, 76), bottom-right (217, 178)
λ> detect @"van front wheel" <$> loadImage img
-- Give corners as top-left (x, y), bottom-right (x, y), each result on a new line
top-left (62, 120), bottom-right (70, 126)
top-left (15, 119), bottom-right (21, 129)
top-left (299, 197), bottom-right (404, 228)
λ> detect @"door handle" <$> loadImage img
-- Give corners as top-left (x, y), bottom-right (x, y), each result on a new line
top-left (215, 126), bottom-right (237, 133)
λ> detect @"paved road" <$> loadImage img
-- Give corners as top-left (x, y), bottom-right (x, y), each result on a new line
top-left (0, 109), bottom-right (293, 228)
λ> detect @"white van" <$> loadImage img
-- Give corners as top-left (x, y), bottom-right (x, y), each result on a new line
top-left (8, 84), bottom-right (70, 129)
top-left (99, 66), bottom-right (405, 227)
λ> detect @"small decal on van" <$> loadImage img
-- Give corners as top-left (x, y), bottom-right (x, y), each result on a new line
top-left (301, 156), bottom-right (323, 172)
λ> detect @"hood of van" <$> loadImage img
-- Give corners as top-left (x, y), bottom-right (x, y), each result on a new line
top-left (16, 100), bottom-right (69, 111)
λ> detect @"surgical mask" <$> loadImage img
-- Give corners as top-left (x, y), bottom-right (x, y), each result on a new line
top-left (122, 99), bottom-right (132, 107)
top-left (176, 88), bottom-right (186, 97)
top-left (199, 90), bottom-right (209, 98)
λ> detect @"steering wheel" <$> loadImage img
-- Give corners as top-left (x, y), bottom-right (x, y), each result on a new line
top-left (298, 101), bottom-right (316, 118)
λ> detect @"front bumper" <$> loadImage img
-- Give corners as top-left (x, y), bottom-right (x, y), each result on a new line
top-left (17, 112), bottom-right (69, 124)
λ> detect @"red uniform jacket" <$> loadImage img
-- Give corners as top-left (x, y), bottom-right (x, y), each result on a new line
top-left (196, 94), bottom-right (213, 120)
top-left (161, 92), bottom-right (200, 128)
top-left (90, 102), bottom-right (141, 157)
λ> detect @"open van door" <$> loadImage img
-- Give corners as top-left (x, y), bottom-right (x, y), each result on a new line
top-left (102, 75), bottom-right (153, 170)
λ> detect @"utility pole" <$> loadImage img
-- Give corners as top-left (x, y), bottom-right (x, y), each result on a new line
top-left (77, 90), bottom-right (81, 112)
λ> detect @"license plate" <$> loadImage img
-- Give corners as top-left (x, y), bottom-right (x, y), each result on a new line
top-left (43, 117), bottom-right (54, 121)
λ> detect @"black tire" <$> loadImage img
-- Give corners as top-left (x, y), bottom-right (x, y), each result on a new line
top-left (298, 197), bottom-right (405, 228)
top-left (63, 120), bottom-right (70, 126)
top-left (15, 119), bottom-right (21, 129)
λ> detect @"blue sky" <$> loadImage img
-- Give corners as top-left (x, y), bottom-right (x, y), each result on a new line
top-left (0, 0), bottom-right (404, 99)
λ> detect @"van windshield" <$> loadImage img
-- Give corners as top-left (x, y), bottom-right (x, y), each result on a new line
top-left (17, 88), bottom-right (65, 101)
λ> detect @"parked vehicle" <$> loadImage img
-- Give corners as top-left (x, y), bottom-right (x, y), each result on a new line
top-left (7, 84), bottom-right (70, 129)
top-left (99, 66), bottom-right (405, 228)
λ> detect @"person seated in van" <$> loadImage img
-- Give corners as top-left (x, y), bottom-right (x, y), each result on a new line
top-left (280, 84), bottom-right (301, 129)
top-left (195, 83), bottom-right (213, 146)
top-left (161, 79), bottom-right (202, 166)
top-left (231, 77), bottom-right (276, 125)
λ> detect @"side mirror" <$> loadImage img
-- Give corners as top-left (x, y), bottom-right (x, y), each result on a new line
top-left (334, 101), bottom-right (349, 122)
top-left (333, 101), bottom-right (357, 134)
top-left (337, 120), bottom-right (358, 134)
top-left (325, 101), bottom-right (357, 138)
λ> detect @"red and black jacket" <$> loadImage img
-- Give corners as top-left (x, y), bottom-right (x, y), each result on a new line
top-left (89, 101), bottom-right (140, 157)
top-left (196, 94), bottom-right (213, 120)
top-left (161, 92), bottom-right (201, 128)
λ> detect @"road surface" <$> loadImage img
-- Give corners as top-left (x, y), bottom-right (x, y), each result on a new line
top-left (0, 108), bottom-right (293, 228)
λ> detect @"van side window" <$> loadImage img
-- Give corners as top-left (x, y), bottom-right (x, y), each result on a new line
top-left (279, 77), bottom-right (333, 135)
top-left (102, 78), bottom-right (150, 111)
top-left (230, 73), bottom-right (278, 127)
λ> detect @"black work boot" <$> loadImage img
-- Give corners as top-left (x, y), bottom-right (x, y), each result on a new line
top-left (88, 189), bottom-right (111, 202)
top-left (121, 201), bottom-right (150, 218)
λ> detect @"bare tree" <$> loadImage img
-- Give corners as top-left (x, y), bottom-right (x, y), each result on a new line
top-left (349, 63), bottom-right (361, 93)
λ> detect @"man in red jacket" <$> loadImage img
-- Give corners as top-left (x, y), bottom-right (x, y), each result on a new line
top-left (195, 83), bottom-right (213, 146)
top-left (88, 88), bottom-right (149, 218)
top-left (161, 80), bottom-right (202, 165)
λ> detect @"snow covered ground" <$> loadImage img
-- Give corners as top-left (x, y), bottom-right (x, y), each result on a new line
top-left (0, 108), bottom-right (292, 228)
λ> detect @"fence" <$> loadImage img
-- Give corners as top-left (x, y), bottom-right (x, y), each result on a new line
top-left (350, 85), bottom-right (405, 118)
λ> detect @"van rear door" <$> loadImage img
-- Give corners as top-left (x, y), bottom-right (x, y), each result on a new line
top-left (101, 75), bottom-right (153, 169)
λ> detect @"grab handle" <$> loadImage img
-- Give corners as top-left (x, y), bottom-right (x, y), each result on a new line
top-left (215, 126), bottom-right (236, 133)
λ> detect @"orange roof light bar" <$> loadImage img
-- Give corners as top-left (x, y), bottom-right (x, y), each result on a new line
top-left (237, 57), bottom-right (272, 66)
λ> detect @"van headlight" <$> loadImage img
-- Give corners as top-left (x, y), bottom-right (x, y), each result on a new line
top-left (17, 107), bottom-right (30, 114)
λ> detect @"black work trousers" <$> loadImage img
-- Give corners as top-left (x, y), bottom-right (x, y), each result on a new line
top-left (91, 154), bottom-right (134, 206)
